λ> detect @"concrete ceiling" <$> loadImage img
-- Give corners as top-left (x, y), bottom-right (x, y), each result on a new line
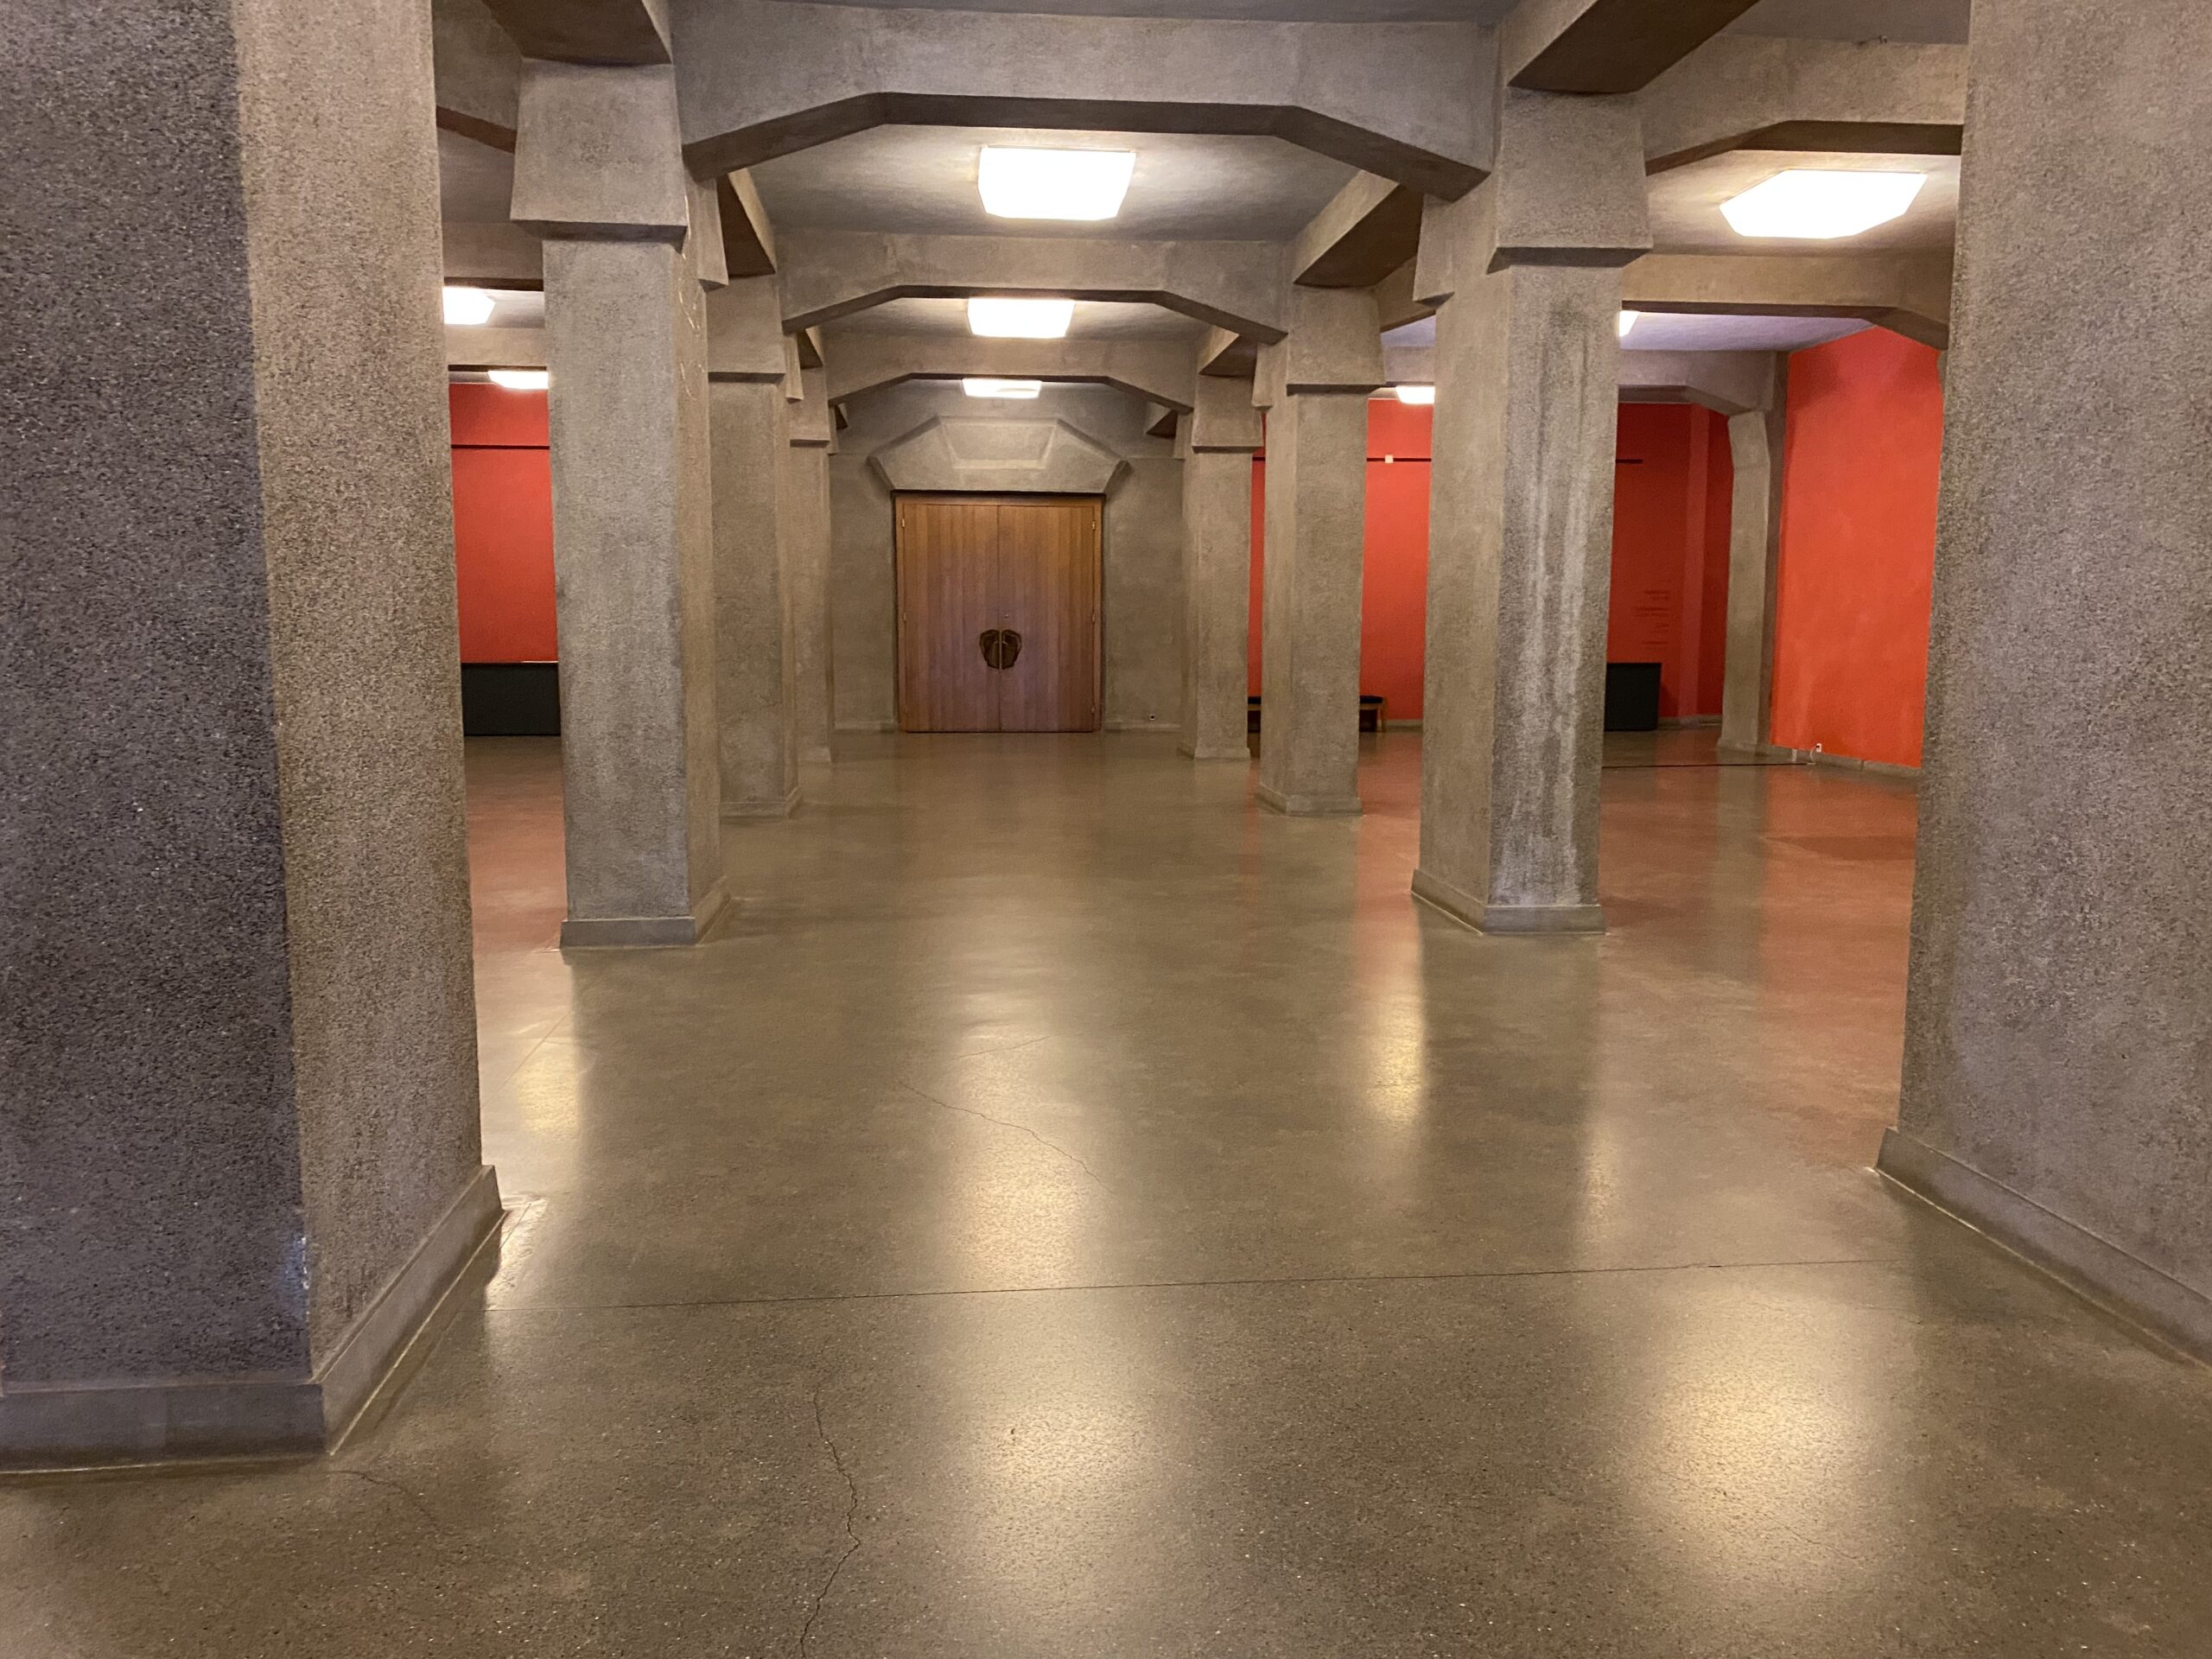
top-left (829, 297), bottom-right (1208, 340)
top-left (1383, 311), bottom-right (1871, 353)
top-left (438, 129), bottom-right (513, 224)
top-left (748, 124), bottom-right (1356, 241)
top-left (1649, 150), bottom-right (1959, 254)
top-left (1729, 0), bottom-right (1971, 42)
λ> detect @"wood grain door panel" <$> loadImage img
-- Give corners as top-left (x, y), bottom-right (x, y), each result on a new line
top-left (896, 495), bottom-right (1000, 732)
top-left (895, 494), bottom-right (1101, 733)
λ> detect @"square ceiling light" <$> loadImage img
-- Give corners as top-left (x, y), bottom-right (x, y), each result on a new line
top-left (1720, 169), bottom-right (1927, 240)
top-left (1393, 385), bottom-right (1435, 405)
top-left (977, 146), bottom-right (1136, 221)
top-left (487, 368), bottom-right (548, 391)
top-left (963, 378), bottom-right (1043, 399)
top-left (968, 297), bottom-right (1075, 339)
top-left (442, 285), bottom-right (495, 326)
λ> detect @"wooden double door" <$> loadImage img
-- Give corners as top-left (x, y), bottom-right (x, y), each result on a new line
top-left (896, 494), bottom-right (1103, 732)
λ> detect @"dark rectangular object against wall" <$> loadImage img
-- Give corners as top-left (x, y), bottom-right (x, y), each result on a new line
top-left (461, 663), bottom-right (561, 735)
top-left (1605, 662), bottom-right (1662, 732)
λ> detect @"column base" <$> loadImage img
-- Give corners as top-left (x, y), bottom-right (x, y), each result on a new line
top-left (1256, 782), bottom-right (1362, 816)
top-left (1878, 1128), bottom-right (2212, 1364)
top-left (1179, 739), bottom-right (1252, 762)
top-left (0, 1166), bottom-right (503, 1471)
top-left (721, 786), bottom-right (801, 820)
top-left (801, 744), bottom-right (833, 766)
top-left (1411, 868), bottom-right (1605, 935)
top-left (560, 879), bottom-right (730, 948)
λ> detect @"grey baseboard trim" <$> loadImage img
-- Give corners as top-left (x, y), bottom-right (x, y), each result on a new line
top-left (1384, 719), bottom-right (1423, 731)
top-left (834, 719), bottom-right (899, 733)
top-left (801, 745), bottom-right (834, 766)
top-left (560, 878), bottom-right (729, 948)
top-left (1777, 746), bottom-right (1922, 780)
top-left (721, 785), bottom-right (802, 819)
top-left (1178, 740), bottom-right (1252, 761)
top-left (1411, 868), bottom-right (1605, 935)
top-left (1104, 719), bottom-right (1173, 732)
top-left (1657, 715), bottom-right (1721, 729)
top-left (0, 1166), bottom-right (504, 1471)
top-left (1878, 1128), bottom-right (2212, 1365)
top-left (1255, 782), bottom-right (1362, 817)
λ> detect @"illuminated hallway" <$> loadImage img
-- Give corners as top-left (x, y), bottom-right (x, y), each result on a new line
top-left (8, 734), bottom-right (2209, 1656)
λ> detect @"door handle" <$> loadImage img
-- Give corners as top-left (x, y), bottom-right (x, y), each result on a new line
top-left (977, 629), bottom-right (1023, 671)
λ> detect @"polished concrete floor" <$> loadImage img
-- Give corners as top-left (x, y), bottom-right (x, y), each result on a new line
top-left (7, 731), bottom-right (2211, 1656)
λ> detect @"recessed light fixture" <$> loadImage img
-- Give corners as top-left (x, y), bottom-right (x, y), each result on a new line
top-left (443, 285), bottom-right (496, 326)
top-left (963, 378), bottom-right (1044, 399)
top-left (968, 297), bottom-right (1075, 340)
top-left (1720, 169), bottom-right (1928, 240)
top-left (487, 368), bottom-right (549, 391)
top-left (1393, 385), bottom-right (1436, 406)
top-left (1618, 310), bottom-right (1640, 340)
top-left (977, 146), bottom-right (1136, 221)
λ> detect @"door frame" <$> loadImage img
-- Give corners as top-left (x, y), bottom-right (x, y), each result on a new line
top-left (893, 492), bottom-right (1103, 733)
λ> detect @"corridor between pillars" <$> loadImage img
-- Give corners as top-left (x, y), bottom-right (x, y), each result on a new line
top-left (1178, 378), bottom-right (1264, 763)
top-left (707, 276), bottom-right (800, 818)
top-left (1254, 289), bottom-right (1385, 815)
top-left (785, 366), bottom-right (839, 766)
top-left (1411, 89), bottom-right (1651, 932)
top-left (518, 63), bottom-right (725, 946)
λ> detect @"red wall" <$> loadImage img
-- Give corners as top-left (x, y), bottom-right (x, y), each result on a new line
top-left (1770, 329), bottom-right (1945, 767)
top-left (449, 384), bottom-right (557, 664)
top-left (1249, 399), bottom-right (1732, 724)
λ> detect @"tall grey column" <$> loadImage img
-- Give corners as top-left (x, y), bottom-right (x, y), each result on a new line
top-left (2, 0), bottom-right (499, 1466)
top-left (1879, 0), bottom-right (2212, 1359)
top-left (516, 64), bottom-right (724, 944)
top-left (1254, 290), bottom-right (1383, 815)
top-left (785, 364), bottom-right (838, 766)
top-left (1411, 89), bottom-right (1650, 932)
top-left (1719, 391), bottom-right (1786, 757)
top-left (706, 276), bottom-right (798, 816)
top-left (1178, 378), bottom-right (1262, 762)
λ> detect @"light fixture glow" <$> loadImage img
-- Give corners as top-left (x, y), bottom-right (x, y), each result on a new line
top-left (1720, 169), bottom-right (1928, 240)
top-left (977, 146), bottom-right (1136, 221)
top-left (1618, 310), bottom-right (1640, 340)
top-left (967, 297), bottom-right (1075, 339)
top-left (442, 285), bottom-right (496, 326)
top-left (963, 378), bottom-right (1044, 399)
top-left (487, 368), bottom-right (549, 391)
top-left (1393, 385), bottom-right (1436, 405)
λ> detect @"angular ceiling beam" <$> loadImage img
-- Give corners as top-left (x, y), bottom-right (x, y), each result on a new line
top-left (434, 0), bottom-right (523, 149)
top-left (1623, 251), bottom-right (1955, 349)
top-left (779, 231), bottom-right (1288, 342)
top-left (673, 0), bottom-right (1493, 197)
top-left (1505, 0), bottom-right (1764, 96)
top-left (1292, 175), bottom-right (1427, 290)
top-left (1639, 36), bottom-right (1967, 173)
top-left (479, 0), bottom-right (670, 66)
top-left (823, 335), bottom-right (1197, 413)
top-left (716, 170), bottom-right (777, 277)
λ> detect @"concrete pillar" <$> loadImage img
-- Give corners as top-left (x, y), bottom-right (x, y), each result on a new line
top-left (1410, 89), bottom-right (1651, 932)
top-left (785, 364), bottom-right (838, 766)
top-left (2, 0), bottom-right (499, 1465)
top-left (1719, 392), bottom-right (1786, 756)
top-left (516, 64), bottom-right (724, 944)
top-left (707, 277), bottom-right (799, 816)
top-left (1254, 290), bottom-right (1384, 815)
top-left (1178, 378), bottom-right (1263, 762)
top-left (1878, 0), bottom-right (2212, 1359)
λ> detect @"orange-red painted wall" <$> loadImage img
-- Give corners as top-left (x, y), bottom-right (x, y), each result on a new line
top-left (449, 384), bottom-right (557, 663)
top-left (1249, 400), bottom-right (1732, 724)
top-left (1770, 330), bottom-right (1945, 767)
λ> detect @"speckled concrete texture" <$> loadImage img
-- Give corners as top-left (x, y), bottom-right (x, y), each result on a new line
top-left (1177, 449), bottom-right (1257, 761)
top-left (1100, 458), bottom-right (1183, 733)
top-left (783, 440), bottom-right (837, 766)
top-left (1719, 401), bottom-right (1784, 755)
top-left (1883, 0), bottom-right (2212, 1354)
top-left (710, 378), bottom-right (800, 816)
top-left (1416, 108), bottom-right (1645, 932)
top-left (3, 0), bottom-right (489, 1459)
top-left (7, 734), bottom-right (2211, 1652)
top-left (541, 234), bottom-right (723, 940)
top-left (1255, 391), bottom-right (1370, 815)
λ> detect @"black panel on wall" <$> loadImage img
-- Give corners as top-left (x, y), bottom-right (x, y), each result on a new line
top-left (1604, 662), bottom-right (1662, 733)
top-left (461, 663), bottom-right (561, 736)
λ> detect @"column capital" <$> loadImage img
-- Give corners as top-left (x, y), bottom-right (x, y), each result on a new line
top-left (1180, 375), bottom-right (1263, 454)
top-left (512, 61), bottom-right (688, 242)
top-left (704, 276), bottom-right (785, 382)
top-left (1254, 289), bottom-right (1384, 404)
